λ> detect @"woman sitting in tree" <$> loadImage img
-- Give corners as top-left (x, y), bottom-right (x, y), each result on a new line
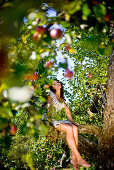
top-left (44, 79), bottom-right (91, 170)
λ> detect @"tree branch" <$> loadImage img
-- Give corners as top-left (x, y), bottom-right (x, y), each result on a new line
top-left (78, 124), bottom-right (101, 138)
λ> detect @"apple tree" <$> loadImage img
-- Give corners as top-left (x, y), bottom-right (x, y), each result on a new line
top-left (0, 0), bottom-right (114, 169)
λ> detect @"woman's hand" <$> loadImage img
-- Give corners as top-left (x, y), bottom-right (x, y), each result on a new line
top-left (72, 122), bottom-right (80, 126)
top-left (64, 104), bottom-right (80, 126)
top-left (74, 122), bottom-right (80, 126)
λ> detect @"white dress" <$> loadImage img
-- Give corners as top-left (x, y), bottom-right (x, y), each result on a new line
top-left (43, 90), bottom-right (71, 127)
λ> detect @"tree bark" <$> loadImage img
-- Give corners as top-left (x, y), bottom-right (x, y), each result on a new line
top-left (78, 124), bottom-right (101, 138)
top-left (98, 49), bottom-right (114, 169)
top-left (78, 134), bottom-right (98, 163)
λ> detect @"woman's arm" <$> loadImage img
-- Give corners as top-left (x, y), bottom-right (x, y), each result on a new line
top-left (64, 103), bottom-right (80, 125)
top-left (47, 95), bottom-right (53, 111)
top-left (47, 95), bottom-right (55, 120)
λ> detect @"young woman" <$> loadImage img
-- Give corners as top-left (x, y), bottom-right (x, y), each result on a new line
top-left (45, 79), bottom-right (91, 170)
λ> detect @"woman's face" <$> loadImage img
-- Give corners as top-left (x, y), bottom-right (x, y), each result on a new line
top-left (52, 80), bottom-right (62, 90)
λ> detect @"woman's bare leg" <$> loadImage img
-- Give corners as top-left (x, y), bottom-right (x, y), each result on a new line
top-left (71, 125), bottom-right (91, 167)
top-left (56, 123), bottom-right (91, 168)
top-left (72, 125), bottom-right (78, 147)
top-left (71, 125), bottom-right (79, 169)
top-left (57, 123), bottom-right (79, 169)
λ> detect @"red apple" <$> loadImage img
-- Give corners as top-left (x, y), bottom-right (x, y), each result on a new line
top-left (104, 14), bottom-right (111, 22)
top-left (65, 44), bottom-right (71, 51)
top-left (36, 26), bottom-right (45, 34)
top-left (33, 32), bottom-right (39, 41)
top-left (44, 85), bottom-right (50, 89)
top-left (50, 28), bottom-right (62, 39)
top-left (2, 129), bottom-right (6, 135)
top-left (88, 74), bottom-right (92, 78)
top-left (45, 61), bottom-right (53, 69)
top-left (65, 69), bottom-right (73, 79)
top-left (36, 18), bottom-right (40, 23)
top-left (24, 73), bottom-right (38, 81)
top-left (92, 0), bottom-right (100, 5)
top-left (10, 125), bottom-right (17, 135)
top-left (31, 73), bottom-right (38, 81)
top-left (47, 154), bottom-right (50, 158)
top-left (33, 26), bottom-right (45, 41)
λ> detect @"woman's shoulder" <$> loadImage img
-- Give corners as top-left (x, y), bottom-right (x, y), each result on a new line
top-left (46, 89), bottom-right (51, 95)
top-left (46, 89), bottom-right (51, 93)
top-left (46, 89), bottom-right (55, 99)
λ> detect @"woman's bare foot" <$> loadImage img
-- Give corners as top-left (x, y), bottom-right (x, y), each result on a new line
top-left (73, 166), bottom-right (79, 170)
top-left (77, 158), bottom-right (91, 167)
top-left (70, 159), bottom-right (79, 170)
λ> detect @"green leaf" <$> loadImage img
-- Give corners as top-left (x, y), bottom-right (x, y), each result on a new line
top-left (60, 21), bottom-right (70, 28)
top-left (2, 2), bottom-right (13, 8)
top-left (22, 154), bottom-right (34, 170)
top-left (20, 122), bottom-right (28, 135)
top-left (82, 4), bottom-right (91, 19)
top-left (0, 117), bottom-right (8, 130)
top-left (98, 48), bottom-right (105, 55)
top-left (93, 4), bottom-right (106, 18)
top-left (58, 62), bottom-right (67, 69)
top-left (104, 45), bottom-right (112, 56)
top-left (64, 0), bottom-right (82, 15)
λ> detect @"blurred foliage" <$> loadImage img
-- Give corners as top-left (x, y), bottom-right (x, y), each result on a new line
top-left (4, 135), bottom-right (65, 169)
top-left (0, 0), bottom-right (113, 169)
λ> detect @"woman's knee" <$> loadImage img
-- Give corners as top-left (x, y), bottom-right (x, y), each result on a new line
top-left (72, 125), bottom-right (78, 133)
top-left (56, 123), bottom-right (73, 133)
top-left (67, 125), bottom-right (73, 133)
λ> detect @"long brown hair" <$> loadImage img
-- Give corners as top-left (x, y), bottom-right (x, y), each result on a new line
top-left (49, 79), bottom-right (64, 99)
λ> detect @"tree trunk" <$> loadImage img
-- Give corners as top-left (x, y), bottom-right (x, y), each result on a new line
top-left (78, 134), bottom-right (98, 162)
top-left (98, 49), bottom-right (114, 169)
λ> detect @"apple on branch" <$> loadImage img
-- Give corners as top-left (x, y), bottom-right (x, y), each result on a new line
top-left (36, 26), bottom-right (45, 34)
top-left (50, 28), bottom-right (62, 39)
top-left (45, 61), bottom-right (53, 69)
top-left (92, 0), bottom-right (100, 5)
top-left (2, 129), bottom-right (6, 135)
top-left (33, 32), bottom-right (39, 41)
top-left (65, 44), bottom-right (71, 51)
top-left (36, 18), bottom-right (40, 23)
top-left (65, 69), bottom-right (73, 79)
top-left (24, 73), bottom-right (38, 81)
top-left (104, 14), bottom-right (111, 22)
top-left (44, 85), bottom-right (50, 89)
top-left (33, 26), bottom-right (45, 41)
top-left (88, 74), bottom-right (92, 78)
top-left (10, 125), bottom-right (17, 135)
